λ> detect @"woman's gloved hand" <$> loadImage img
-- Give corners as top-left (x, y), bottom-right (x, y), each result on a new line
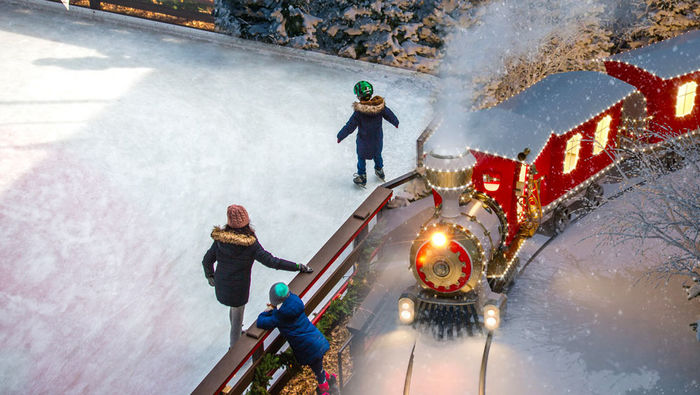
top-left (206, 276), bottom-right (215, 287)
top-left (298, 263), bottom-right (313, 273)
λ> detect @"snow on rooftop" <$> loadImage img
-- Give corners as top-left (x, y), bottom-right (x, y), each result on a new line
top-left (429, 72), bottom-right (635, 163)
top-left (607, 29), bottom-right (700, 79)
top-left (499, 71), bottom-right (636, 135)
top-left (460, 108), bottom-right (549, 163)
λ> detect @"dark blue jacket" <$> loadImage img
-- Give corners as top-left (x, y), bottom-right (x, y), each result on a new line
top-left (256, 293), bottom-right (330, 365)
top-left (202, 227), bottom-right (298, 307)
top-left (337, 96), bottom-right (399, 159)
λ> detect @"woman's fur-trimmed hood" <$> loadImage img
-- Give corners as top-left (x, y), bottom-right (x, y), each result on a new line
top-left (211, 226), bottom-right (256, 246)
top-left (353, 96), bottom-right (385, 115)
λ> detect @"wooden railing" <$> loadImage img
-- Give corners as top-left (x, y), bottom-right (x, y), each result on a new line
top-left (192, 187), bottom-right (395, 395)
top-left (416, 117), bottom-right (440, 167)
top-left (193, 120), bottom-right (428, 395)
top-left (51, 0), bottom-right (215, 26)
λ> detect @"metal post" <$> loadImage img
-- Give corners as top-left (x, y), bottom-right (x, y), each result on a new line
top-left (479, 330), bottom-right (493, 395)
top-left (337, 334), bottom-right (353, 392)
top-left (89, 0), bottom-right (100, 9)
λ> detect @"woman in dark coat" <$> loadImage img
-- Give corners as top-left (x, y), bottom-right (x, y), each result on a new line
top-left (202, 204), bottom-right (312, 347)
top-left (337, 80), bottom-right (400, 187)
top-left (257, 282), bottom-right (336, 395)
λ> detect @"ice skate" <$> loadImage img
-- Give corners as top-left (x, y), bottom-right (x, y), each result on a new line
top-left (353, 173), bottom-right (367, 188)
top-left (375, 167), bottom-right (385, 181)
top-left (326, 371), bottom-right (338, 393)
top-left (316, 380), bottom-right (330, 395)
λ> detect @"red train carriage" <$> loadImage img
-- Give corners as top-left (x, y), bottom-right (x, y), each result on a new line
top-left (400, 33), bottom-right (698, 336)
top-left (496, 71), bottom-right (638, 232)
top-left (402, 72), bottom-right (639, 334)
top-left (604, 30), bottom-right (700, 141)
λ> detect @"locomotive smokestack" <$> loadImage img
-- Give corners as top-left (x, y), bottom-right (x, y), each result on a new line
top-left (424, 149), bottom-right (475, 218)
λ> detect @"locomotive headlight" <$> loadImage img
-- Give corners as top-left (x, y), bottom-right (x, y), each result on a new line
top-left (431, 232), bottom-right (447, 247)
top-left (483, 304), bottom-right (500, 331)
top-left (398, 296), bottom-right (415, 325)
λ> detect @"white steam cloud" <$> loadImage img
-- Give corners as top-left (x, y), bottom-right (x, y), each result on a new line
top-left (428, 0), bottom-right (625, 156)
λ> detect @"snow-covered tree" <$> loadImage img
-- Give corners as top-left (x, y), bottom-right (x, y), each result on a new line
top-left (598, 129), bottom-right (699, 283)
top-left (614, 0), bottom-right (700, 51)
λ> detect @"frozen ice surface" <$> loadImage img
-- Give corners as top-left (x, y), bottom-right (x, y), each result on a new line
top-left (0, 2), bottom-right (434, 393)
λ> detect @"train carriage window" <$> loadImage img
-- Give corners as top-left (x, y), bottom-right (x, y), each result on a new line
top-left (676, 81), bottom-right (697, 117)
top-left (482, 173), bottom-right (501, 191)
top-left (563, 133), bottom-right (582, 174)
top-left (593, 115), bottom-right (612, 155)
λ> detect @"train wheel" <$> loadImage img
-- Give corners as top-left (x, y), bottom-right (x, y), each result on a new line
top-left (552, 206), bottom-right (570, 235)
top-left (584, 183), bottom-right (604, 208)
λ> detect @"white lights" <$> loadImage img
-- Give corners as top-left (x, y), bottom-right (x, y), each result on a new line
top-left (398, 297), bottom-right (415, 325)
top-left (541, 160), bottom-right (618, 213)
top-left (426, 180), bottom-right (472, 191)
top-left (485, 316), bottom-right (497, 328)
top-left (431, 232), bottom-right (447, 247)
top-left (483, 304), bottom-right (500, 331)
top-left (605, 49), bottom-right (700, 81)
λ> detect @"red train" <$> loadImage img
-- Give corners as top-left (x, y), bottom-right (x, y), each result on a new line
top-left (399, 30), bottom-right (700, 336)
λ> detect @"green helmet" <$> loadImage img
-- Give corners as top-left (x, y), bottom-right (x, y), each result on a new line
top-left (269, 282), bottom-right (290, 306)
top-left (353, 81), bottom-right (373, 100)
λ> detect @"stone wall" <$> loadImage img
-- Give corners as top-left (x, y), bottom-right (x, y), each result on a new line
top-left (213, 0), bottom-right (479, 73)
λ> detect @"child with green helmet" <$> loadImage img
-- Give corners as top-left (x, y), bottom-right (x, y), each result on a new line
top-left (338, 81), bottom-right (400, 187)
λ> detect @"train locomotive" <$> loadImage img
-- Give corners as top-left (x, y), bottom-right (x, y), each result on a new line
top-left (399, 113), bottom-right (543, 337)
top-left (397, 30), bottom-right (700, 337)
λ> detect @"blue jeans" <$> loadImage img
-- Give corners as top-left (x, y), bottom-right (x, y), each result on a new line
top-left (308, 357), bottom-right (326, 384)
top-left (357, 153), bottom-right (383, 175)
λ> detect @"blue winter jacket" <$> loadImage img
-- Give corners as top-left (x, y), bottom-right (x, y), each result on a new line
top-left (337, 96), bottom-right (399, 159)
top-left (256, 293), bottom-right (330, 365)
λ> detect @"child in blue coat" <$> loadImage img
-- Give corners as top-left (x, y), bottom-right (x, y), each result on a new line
top-left (256, 282), bottom-right (336, 395)
top-left (337, 80), bottom-right (399, 187)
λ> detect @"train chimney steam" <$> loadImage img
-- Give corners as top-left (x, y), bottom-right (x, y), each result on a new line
top-left (424, 149), bottom-right (475, 218)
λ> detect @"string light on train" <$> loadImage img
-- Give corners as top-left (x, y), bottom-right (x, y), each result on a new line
top-left (426, 182), bottom-right (473, 192)
top-left (541, 160), bottom-right (619, 212)
top-left (604, 59), bottom-right (700, 80)
top-left (527, 91), bottom-right (639, 163)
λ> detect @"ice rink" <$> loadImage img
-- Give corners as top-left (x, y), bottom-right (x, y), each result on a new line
top-left (0, 1), bottom-right (435, 393)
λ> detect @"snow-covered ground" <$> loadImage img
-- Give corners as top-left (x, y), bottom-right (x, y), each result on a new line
top-left (348, 183), bottom-right (700, 395)
top-left (0, 2), bottom-right (435, 393)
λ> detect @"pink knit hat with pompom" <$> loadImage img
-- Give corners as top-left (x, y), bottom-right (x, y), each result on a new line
top-left (226, 205), bottom-right (249, 228)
